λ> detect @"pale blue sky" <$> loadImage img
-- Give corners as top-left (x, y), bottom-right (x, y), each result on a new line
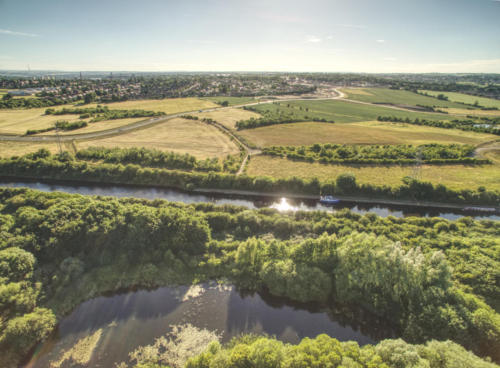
top-left (1, 0), bottom-right (499, 72)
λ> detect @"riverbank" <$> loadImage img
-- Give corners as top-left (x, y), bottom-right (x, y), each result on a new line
top-left (1, 177), bottom-right (499, 220)
top-left (193, 187), bottom-right (500, 213)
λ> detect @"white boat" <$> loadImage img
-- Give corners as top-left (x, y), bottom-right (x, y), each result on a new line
top-left (320, 195), bottom-right (340, 204)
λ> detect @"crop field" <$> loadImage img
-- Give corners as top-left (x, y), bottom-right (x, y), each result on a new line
top-left (36, 117), bottom-right (145, 136)
top-left (0, 105), bottom-right (83, 134)
top-left (77, 117), bottom-right (240, 159)
top-left (340, 87), bottom-right (465, 108)
top-left (420, 90), bottom-right (500, 109)
top-left (238, 121), bottom-right (495, 147)
top-left (0, 141), bottom-right (70, 157)
top-left (248, 99), bottom-right (458, 124)
top-left (200, 96), bottom-right (259, 106)
top-left (195, 108), bottom-right (261, 129)
top-left (440, 108), bottom-right (500, 117)
top-left (247, 155), bottom-right (500, 191)
top-left (92, 97), bottom-right (218, 114)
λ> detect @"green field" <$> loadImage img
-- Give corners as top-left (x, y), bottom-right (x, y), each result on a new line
top-left (238, 121), bottom-right (495, 148)
top-left (341, 87), bottom-right (465, 108)
top-left (247, 99), bottom-right (458, 124)
top-left (247, 155), bottom-right (500, 191)
top-left (421, 90), bottom-right (500, 109)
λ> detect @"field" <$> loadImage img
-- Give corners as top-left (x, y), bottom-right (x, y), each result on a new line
top-left (248, 99), bottom-right (458, 124)
top-left (0, 97), bottom-right (220, 136)
top-left (0, 105), bottom-right (84, 134)
top-left (0, 141), bottom-right (70, 157)
top-left (36, 118), bottom-right (145, 136)
top-left (440, 108), bottom-right (500, 117)
top-left (247, 155), bottom-right (500, 191)
top-left (200, 96), bottom-right (259, 106)
top-left (195, 108), bottom-right (261, 129)
top-left (77, 118), bottom-right (240, 159)
top-left (340, 87), bottom-right (465, 108)
top-left (238, 121), bottom-right (496, 147)
top-left (420, 90), bottom-right (500, 109)
top-left (91, 97), bottom-right (218, 114)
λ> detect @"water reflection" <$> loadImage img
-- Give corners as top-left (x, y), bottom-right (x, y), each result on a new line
top-left (1, 179), bottom-right (498, 220)
top-left (25, 284), bottom-right (391, 368)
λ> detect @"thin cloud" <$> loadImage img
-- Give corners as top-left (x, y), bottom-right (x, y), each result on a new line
top-left (376, 39), bottom-right (386, 43)
top-left (337, 24), bottom-right (367, 30)
top-left (306, 36), bottom-right (322, 43)
top-left (0, 29), bottom-right (39, 37)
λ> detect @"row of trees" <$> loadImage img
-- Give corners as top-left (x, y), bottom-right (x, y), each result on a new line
top-left (0, 188), bottom-right (498, 365)
top-left (46, 106), bottom-right (166, 121)
top-left (262, 143), bottom-right (488, 165)
top-left (76, 147), bottom-right (224, 172)
top-left (1, 151), bottom-right (498, 206)
top-left (377, 116), bottom-right (500, 135)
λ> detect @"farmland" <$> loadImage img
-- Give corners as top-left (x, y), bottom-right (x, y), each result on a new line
top-left (238, 121), bottom-right (496, 147)
top-left (341, 87), bottom-right (465, 109)
top-left (420, 90), bottom-right (500, 109)
top-left (247, 155), bottom-right (500, 191)
top-left (200, 96), bottom-right (259, 106)
top-left (246, 99), bottom-right (458, 124)
top-left (90, 97), bottom-right (218, 114)
top-left (77, 117), bottom-right (240, 159)
top-left (195, 108), bottom-right (261, 129)
top-left (0, 105), bottom-right (83, 134)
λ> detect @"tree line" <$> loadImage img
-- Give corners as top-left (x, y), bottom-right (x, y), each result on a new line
top-left (262, 143), bottom-right (489, 165)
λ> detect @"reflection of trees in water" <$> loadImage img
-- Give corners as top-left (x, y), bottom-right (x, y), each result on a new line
top-left (57, 285), bottom-right (187, 336)
top-left (227, 286), bottom-right (395, 345)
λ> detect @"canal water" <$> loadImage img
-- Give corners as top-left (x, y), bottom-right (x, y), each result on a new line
top-left (24, 284), bottom-right (390, 368)
top-left (1, 179), bottom-right (498, 220)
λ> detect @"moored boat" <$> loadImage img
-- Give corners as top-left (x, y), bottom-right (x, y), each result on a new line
top-left (320, 195), bottom-right (340, 204)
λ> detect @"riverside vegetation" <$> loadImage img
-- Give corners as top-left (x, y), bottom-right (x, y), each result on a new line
top-left (0, 188), bottom-right (498, 367)
top-left (0, 149), bottom-right (498, 206)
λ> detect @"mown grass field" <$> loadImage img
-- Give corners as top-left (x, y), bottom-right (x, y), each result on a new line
top-left (92, 97), bottom-right (218, 114)
top-left (247, 155), bottom-right (500, 191)
top-left (0, 105), bottom-right (83, 134)
top-left (420, 90), bottom-right (500, 109)
top-left (341, 87), bottom-right (464, 108)
top-left (200, 96), bottom-right (259, 106)
top-left (248, 99), bottom-right (458, 124)
top-left (238, 121), bottom-right (495, 147)
top-left (77, 118), bottom-right (240, 159)
top-left (196, 108), bottom-right (261, 129)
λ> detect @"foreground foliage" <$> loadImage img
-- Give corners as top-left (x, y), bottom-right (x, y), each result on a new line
top-left (186, 335), bottom-right (498, 368)
top-left (0, 188), bottom-right (498, 366)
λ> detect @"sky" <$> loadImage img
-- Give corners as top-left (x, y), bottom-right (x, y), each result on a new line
top-left (1, 0), bottom-right (500, 73)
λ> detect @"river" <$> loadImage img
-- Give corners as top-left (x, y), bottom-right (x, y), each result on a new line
top-left (1, 179), bottom-right (499, 220)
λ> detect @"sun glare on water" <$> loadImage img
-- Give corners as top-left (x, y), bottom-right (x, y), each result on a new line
top-left (270, 197), bottom-right (299, 212)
